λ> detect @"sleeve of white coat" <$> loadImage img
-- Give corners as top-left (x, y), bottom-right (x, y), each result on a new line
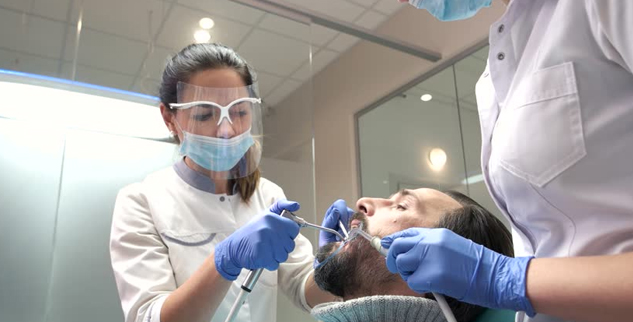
top-left (110, 183), bottom-right (177, 322)
top-left (264, 180), bottom-right (315, 312)
top-left (586, 0), bottom-right (633, 73)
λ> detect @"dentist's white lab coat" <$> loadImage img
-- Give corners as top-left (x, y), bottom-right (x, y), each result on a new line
top-left (476, 1), bottom-right (633, 321)
top-left (110, 161), bottom-right (314, 322)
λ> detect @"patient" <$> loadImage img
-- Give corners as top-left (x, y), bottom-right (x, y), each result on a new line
top-left (312, 189), bottom-right (513, 322)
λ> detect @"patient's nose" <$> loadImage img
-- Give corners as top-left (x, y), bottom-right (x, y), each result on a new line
top-left (356, 197), bottom-right (374, 216)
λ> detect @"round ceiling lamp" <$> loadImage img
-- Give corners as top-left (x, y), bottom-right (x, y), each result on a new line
top-left (428, 148), bottom-right (447, 171)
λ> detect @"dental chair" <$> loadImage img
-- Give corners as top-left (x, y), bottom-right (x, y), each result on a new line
top-left (473, 309), bottom-right (516, 322)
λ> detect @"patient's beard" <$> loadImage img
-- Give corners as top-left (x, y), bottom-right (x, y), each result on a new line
top-left (314, 236), bottom-right (397, 299)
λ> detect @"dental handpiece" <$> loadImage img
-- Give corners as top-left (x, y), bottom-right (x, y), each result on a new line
top-left (224, 210), bottom-right (294, 322)
top-left (348, 228), bottom-right (458, 322)
top-left (349, 227), bottom-right (388, 255)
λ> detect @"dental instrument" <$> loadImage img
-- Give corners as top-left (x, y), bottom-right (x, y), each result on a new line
top-left (281, 210), bottom-right (346, 241)
top-left (348, 227), bottom-right (388, 256)
top-left (338, 221), bottom-right (349, 239)
top-left (225, 210), bottom-right (347, 322)
top-left (224, 209), bottom-right (292, 322)
top-left (347, 227), bottom-right (458, 322)
top-left (224, 268), bottom-right (263, 322)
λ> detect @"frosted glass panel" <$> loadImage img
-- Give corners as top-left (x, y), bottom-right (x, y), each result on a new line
top-left (0, 118), bottom-right (65, 322)
top-left (0, 80), bottom-right (166, 140)
top-left (453, 46), bottom-right (506, 223)
top-left (45, 130), bottom-right (176, 322)
top-left (358, 67), bottom-right (465, 198)
top-left (357, 45), bottom-right (507, 225)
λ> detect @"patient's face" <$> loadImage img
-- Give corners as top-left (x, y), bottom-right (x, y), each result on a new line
top-left (314, 188), bottom-right (461, 299)
top-left (354, 188), bottom-right (462, 237)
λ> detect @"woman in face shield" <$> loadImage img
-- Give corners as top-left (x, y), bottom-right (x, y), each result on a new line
top-left (109, 43), bottom-right (334, 322)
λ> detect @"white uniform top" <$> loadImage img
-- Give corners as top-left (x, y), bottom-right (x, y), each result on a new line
top-left (110, 160), bottom-right (314, 322)
top-left (476, 1), bottom-right (633, 321)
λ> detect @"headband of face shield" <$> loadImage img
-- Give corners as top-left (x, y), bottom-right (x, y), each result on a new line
top-left (170, 81), bottom-right (263, 179)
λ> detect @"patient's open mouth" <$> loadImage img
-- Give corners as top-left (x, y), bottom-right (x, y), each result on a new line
top-left (348, 212), bottom-right (368, 232)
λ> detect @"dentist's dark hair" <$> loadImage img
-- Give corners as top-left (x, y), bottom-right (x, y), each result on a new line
top-left (159, 43), bottom-right (260, 203)
top-left (159, 43), bottom-right (257, 108)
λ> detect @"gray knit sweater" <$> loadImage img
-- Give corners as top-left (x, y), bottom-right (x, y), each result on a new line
top-left (310, 295), bottom-right (448, 322)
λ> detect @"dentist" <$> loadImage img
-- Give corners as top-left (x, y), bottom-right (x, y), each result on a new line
top-left (109, 43), bottom-right (333, 322)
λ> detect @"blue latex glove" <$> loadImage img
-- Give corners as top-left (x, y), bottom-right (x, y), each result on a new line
top-left (382, 228), bottom-right (536, 316)
top-left (319, 199), bottom-right (354, 248)
top-left (214, 199), bottom-right (301, 281)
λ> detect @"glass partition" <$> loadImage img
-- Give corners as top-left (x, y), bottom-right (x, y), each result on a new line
top-left (358, 66), bottom-right (464, 197)
top-left (453, 46), bottom-right (504, 221)
top-left (357, 45), bottom-right (506, 223)
top-left (0, 118), bottom-right (64, 322)
top-left (0, 78), bottom-right (175, 322)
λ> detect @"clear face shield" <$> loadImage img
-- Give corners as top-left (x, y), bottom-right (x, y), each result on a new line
top-left (169, 81), bottom-right (263, 179)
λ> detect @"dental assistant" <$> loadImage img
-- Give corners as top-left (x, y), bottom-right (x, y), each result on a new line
top-left (109, 43), bottom-right (333, 322)
top-left (326, 1), bottom-right (633, 322)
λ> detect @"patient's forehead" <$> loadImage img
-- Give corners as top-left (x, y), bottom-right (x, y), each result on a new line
top-left (413, 188), bottom-right (461, 209)
top-left (395, 188), bottom-right (462, 228)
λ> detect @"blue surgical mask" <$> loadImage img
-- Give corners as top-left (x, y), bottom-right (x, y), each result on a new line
top-left (408, 0), bottom-right (492, 21)
top-left (179, 129), bottom-right (255, 172)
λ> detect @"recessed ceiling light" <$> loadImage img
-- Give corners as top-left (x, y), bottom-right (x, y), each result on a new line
top-left (199, 17), bottom-right (215, 30)
top-left (420, 94), bottom-right (432, 102)
top-left (194, 30), bottom-right (211, 43)
top-left (428, 148), bottom-right (447, 171)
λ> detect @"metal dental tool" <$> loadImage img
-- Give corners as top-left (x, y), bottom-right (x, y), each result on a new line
top-left (347, 226), bottom-right (388, 255)
top-left (347, 226), bottom-right (458, 322)
top-left (338, 221), bottom-right (349, 239)
top-left (225, 209), bottom-right (292, 322)
top-left (281, 210), bottom-right (347, 241)
top-left (224, 268), bottom-right (262, 322)
top-left (225, 210), bottom-right (348, 322)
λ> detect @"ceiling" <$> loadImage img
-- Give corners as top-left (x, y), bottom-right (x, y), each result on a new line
top-left (0, 0), bottom-right (406, 107)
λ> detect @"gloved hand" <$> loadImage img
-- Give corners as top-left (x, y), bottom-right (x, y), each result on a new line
top-left (214, 199), bottom-right (301, 281)
top-left (319, 199), bottom-right (354, 248)
top-left (382, 228), bottom-right (536, 316)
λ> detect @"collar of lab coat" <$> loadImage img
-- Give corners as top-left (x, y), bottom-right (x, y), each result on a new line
top-left (173, 158), bottom-right (237, 194)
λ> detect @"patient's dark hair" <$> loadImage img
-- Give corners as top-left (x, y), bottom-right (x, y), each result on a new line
top-left (428, 190), bottom-right (513, 322)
